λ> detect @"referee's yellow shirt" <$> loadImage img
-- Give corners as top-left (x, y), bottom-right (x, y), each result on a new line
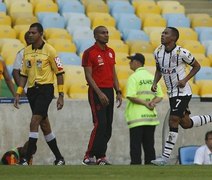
top-left (21, 43), bottom-right (64, 88)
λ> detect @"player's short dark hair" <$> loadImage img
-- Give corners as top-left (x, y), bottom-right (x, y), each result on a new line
top-left (167, 27), bottom-right (179, 42)
top-left (93, 26), bottom-right (106, 36)
top-left (205, 130), bottom-right (212, 140)
top-left (30, 23), bottom-right (43, 34)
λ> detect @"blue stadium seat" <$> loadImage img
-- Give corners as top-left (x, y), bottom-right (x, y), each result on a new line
top-left (206, 44), bottom-right (212, 56)
top-left (194, 67), bottom-right (212, 82)
top-left (178, 145), bottom-right (199, 165)
top-left (202, 40), bottom-right (212, 51)
top-left (59, 52), bottom-right (81, 66)
top-left (59, 1), bottom-right (85, 14)
top-left (66, 14), bottom-right (91, 32)
top-left (72, 28), bottom-right (94, 43)
top-left (41, 15), bottom-right (66, 29)
top-left (37, 12), bottom-right (60, 23)
top-left (122, 29), bottom-right (149, 42)
top-left (194, 27), bottom-right (212, 36)
top-left (0, 2), bottom-right (6, 13)
top-left (110, 1), bottom-right (135, 16)
top-left (62, 12), bottom-right (86, 22)
top-left (56, 0), bottom-right (80, 9)
top-left (166, 15), bottom-right (190, 27)
top-left (198, 28), bottom-right (212, 43)
top-left (75, 38), bottom-right (95, 54)
top-left (116, 14), bottom-right (141, 34)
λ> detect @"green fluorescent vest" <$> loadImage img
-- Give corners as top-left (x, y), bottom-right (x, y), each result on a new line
top-left (125, 67), bottom-right (163, 129)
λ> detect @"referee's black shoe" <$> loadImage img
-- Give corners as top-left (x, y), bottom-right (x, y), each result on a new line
top-left (19, 158), bottom-right (29, 165)
top-left (54, 158), bottom-right (65, 165)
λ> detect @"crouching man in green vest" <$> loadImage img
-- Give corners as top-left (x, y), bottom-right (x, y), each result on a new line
top-left (125, 53), bottom-right (163, 165)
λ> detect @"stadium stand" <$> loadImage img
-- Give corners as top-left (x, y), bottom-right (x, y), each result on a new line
top-left (0, 0), bottom-right (211, 99)
top-left (107, 39), bottom-right (129, 54)
top-left (0, 2), bottom-right (6, 13)
top-left (127, 41), bottom-right (154, 55)
top-left (143, 14), bottom-right (166, 28)
top-left (116, 14), bottom-right (141, 34)
top-left (115, 52), bottom-right (129, 66)
top-left (34, 1), bottom-right (58, 15)
top-left (109, 1), bottom-right (135, 16)
top-left (122, 29), bottom-right (149, 42)
top-left (135, 3), bottom-right (161, 17)
top-left (14, 16), bottom-right (38, 26)
top-left (85, 3), bottom-right (109, 14)
top-left (59, 52), bottom-right (81, 66)
top-left (166, 15), bottom-right (190, 28)
top-left (106, 26), bottom-right (121, 40)
top-left (0, 13), bottom-right (11, 26)
top-left (44, 28), bottom-right (72, 41)
top-left (37, 12), bottom-right (60, 23)
top-left (75, 38), bottom-right (95, 54)
top-left (59, 1), bottom-right (85, 14)
top-left (66, 15), bottom-right (91, 35)
top-left (47, 38), bottom-right (77, 53)
top-left (41, 15), bottom-right (66, 29)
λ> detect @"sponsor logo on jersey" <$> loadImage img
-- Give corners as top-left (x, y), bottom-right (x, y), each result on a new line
top-left (54, 57), bottom-right (63, 71)
top-left (160, 67), bottom-right (176, 74)
top-left (109, 52), bottom-right (113, 58)
top-left (36, 60), bottom-right (42, 68)
top-left (97, 55), bottom-right (104, 66)
top-left (26, 60), bottom-right (31, 68)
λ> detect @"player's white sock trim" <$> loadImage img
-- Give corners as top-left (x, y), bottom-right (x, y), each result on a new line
top-left (162, 131), bottom-right (178, 159)
top-left (45, 132), bottom-right (55, 142)
top-left (29, 132), bottom-right (39, 139)
top-left (191, 115), bottom-right (212, 127)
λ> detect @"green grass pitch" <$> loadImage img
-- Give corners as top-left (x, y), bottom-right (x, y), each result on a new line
top-left (1, 165), bottom-right (212, 180)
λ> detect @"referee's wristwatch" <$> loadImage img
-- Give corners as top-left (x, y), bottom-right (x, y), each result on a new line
top-left (59, 92), bottom-right (64, 97)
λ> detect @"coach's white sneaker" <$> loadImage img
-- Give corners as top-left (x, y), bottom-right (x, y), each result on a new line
top-left (151, 157), bottom-right (167, 166)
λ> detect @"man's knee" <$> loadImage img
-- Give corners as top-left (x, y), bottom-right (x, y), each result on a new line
top-left (180, 114), bottom-right (192, 129)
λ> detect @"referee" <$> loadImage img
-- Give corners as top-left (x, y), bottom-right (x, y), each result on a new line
top-left (14, 23), bottom-right (65, 165)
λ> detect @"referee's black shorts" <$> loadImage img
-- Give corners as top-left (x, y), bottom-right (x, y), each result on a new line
top-left (27, 83), bottom-right (54, 117)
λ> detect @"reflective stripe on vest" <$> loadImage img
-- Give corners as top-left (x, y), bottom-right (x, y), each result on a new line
top-left (127, 118), bottom-right (158, 126)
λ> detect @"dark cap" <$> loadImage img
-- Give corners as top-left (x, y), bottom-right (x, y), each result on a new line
top-left (127, 53), bottom-right (145, 64)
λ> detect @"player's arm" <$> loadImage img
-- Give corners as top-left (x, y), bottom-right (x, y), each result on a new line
top-left (14, 75), bottom-right (27, 109)
top-left (56, 73), bottom-right (64, 110)
top-left (12, 51), bottom-right (23, 87)
top-left (2, 61), bottom-right (16, 97)
top-left (151, 64), bottom-right (162, 92)
top-left (12, 69), bottom-right (20, 87)
top-left (14, 54), bottom-right (28, 109)
top-left (113, 66), bottom-right (122, 108)
top-left (178, 59), bottom-right (200, 88)
top-left (185, 59), bottom-right (200, 82)
top-left (84, 66), bottom-right (109, 107)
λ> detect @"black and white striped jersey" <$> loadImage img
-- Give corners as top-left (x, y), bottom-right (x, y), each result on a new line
top-left (154, 45), bottom-right (195, 98)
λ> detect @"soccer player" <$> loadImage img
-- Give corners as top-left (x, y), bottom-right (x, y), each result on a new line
top-left (12, 31), bottom-right (31, 90)
top-left (0, 57), bottom-right (16, 97)
top-left (1, 141), bottom-right (36, 165)
top-left (82, 26), bottom-right (122, 165)
top-left (14, 23), bottom-right (65, 165)
top-left (151, 27), bottom-right (212, 165)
